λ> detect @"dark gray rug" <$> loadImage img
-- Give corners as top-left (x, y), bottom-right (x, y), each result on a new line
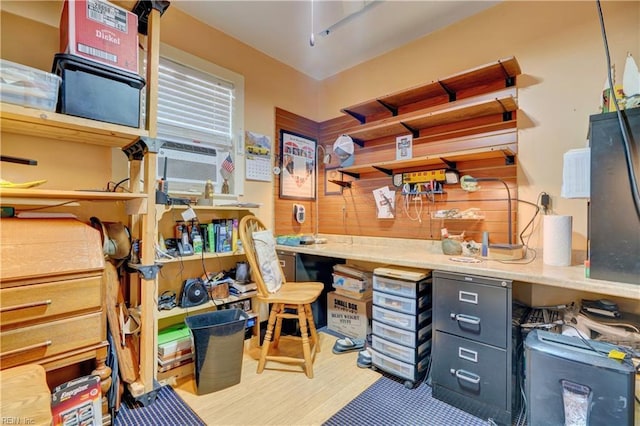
top-left (114, 385), bottom-right (205, 426)
top-left (323, 373), bottom-right (489, 426)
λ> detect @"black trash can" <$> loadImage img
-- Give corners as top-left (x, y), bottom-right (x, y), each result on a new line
top-left (185, 309), bottom-right (248, 395)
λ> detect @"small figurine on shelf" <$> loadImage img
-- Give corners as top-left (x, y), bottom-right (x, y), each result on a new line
top-left (221, 179), bottom-right (230, 194)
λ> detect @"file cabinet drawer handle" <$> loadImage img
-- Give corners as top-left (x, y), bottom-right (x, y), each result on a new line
top-left (1, 340), bottom-right (52, 358)
top-left (450, 368), bottom-right (481, 384)
top-left (0, 299), bottom-right (52, 313)
top-left (450, 313), bottom-right (481, 325)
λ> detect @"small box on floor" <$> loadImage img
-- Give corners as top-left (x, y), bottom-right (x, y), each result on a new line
top-left (60, 0), bottom-right (139, 74)
top-left (327, 291), bottom-right (372, 339)
top-left (51, 375), bottom-right (102, 426)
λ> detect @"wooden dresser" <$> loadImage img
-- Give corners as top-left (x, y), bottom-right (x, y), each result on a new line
top-left (0, 218), bottom-right (110, 389)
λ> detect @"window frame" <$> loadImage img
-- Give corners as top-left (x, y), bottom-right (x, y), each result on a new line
top-left (157, 43), bottom-right (245, 196)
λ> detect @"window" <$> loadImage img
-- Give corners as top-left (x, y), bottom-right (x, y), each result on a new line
top-left (157, 57), bottom-right (233, 147)
top-left (155, 44), bottom-right (245, 195)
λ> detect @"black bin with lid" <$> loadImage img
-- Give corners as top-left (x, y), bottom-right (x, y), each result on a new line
top-left (52, 53), bottom-right (145, 128)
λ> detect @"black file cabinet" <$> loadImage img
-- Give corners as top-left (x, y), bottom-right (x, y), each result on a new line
top-left (431, 271), bottom-right (514, 425)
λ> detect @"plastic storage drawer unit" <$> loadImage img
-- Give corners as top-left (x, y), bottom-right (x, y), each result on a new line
top-left (0, 59), bottom-right (61, 111)
top-left (373, 274), bottom-right (431, 298)
top-left (372, 291), bottom-right (431, 315)
top-left (52, 53), bottom-right (145, 127)
top-left (372, 305), bottom-right (431, 331)
top-left (372, 335), bottom-right (431, 364)
top-left (372, 320), bottom-right (432, 348)
top-left (371, 350), bottom-right (430, 383)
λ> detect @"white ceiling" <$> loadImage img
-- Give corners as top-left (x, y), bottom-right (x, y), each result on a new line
top-left (172, 1), bottom-right (501, 80)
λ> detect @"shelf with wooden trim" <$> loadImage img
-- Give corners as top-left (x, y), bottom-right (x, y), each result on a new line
top-left (155, 203), bottom-right (255, 222)
top-left (156, 249), bottom-right (247, 265)
top-left (341, 56), bottom-right (521, 124)
top-left (336, 128), bottom-right (518, 178)
top-left (156, 291), bottom-right (257, 320)
top-left (0, 102), bottom-right (148, 148)
top-left (343, 88), bottom-right (517, 143)
top-left (0, 187), bottom-right (148, 202)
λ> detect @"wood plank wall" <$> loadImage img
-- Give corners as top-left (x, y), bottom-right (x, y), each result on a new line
top-left (274, 106), bottom-right (519, 247)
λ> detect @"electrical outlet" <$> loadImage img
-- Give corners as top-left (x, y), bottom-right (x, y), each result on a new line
top-left (541, 193), bottom-right (551, 212)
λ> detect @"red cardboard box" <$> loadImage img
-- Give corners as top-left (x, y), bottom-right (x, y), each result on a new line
top-left (60, 0), bottom-right (139, 74)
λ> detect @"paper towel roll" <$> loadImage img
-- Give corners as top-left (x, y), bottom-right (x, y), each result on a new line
top-left (543, 215), bottom-right (572, 266)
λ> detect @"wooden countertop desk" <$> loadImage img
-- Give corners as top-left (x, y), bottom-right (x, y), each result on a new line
top-left (276, 235), bottom-right (639, 302)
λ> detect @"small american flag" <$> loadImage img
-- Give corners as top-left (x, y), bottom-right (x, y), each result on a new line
top-left (221, 154), bottom-right (235, 179)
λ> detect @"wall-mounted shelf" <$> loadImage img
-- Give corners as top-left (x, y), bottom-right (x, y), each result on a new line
top-left (341, 57), bottom-right (521, 124)
top-left (0, 102), bottom-right (148, 148)
top-left (338, 141), bottom-right (517, 178)
top-left (343, 89), bottom-right (517, 143)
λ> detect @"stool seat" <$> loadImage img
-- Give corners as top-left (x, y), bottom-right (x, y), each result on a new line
top-left (0, 364), bottom-right (52, 426)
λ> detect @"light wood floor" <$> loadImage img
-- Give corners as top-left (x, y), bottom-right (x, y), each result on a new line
top-left (173, 332), bottom-right (379, 425)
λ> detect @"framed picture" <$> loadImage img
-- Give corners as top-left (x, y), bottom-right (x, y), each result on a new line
top-left (279, 130), bottom-right (317, 200)
top-left (324, 167), bottom-right (343, 195)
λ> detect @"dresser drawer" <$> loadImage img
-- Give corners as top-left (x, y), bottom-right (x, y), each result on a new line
top-left (1, 311), bottom-right (105, 369)
top-left (1, 276), bottom-right (102, 328)
top-left (432, 331), bottom-right (508, 410)
top-left (372, 320), bottom-right (431, 347)
top-left (433, 273), bottom-right (509, 347)
top-left (372, 335), bottom-right (431, 364)
top-left (373, 274), bottom-right (431, 298)
top-left (372, 305), bottom-right (431, 332)
top-left (373, 290), bottom-right (431, 315)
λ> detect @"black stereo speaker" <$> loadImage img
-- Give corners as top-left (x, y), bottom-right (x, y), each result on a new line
top-left (179, 278), bottom-right (208, 308)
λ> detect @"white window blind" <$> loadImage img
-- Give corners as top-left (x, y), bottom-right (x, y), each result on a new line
top-left (157, 57), bottom-right (234, 147)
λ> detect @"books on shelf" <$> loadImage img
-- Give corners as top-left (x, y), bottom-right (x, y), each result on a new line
top-left (157, 356), bottom-right (193, 373)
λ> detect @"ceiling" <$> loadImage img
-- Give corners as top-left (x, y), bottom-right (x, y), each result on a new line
top-left (172, 1), bottom-right (501, 80)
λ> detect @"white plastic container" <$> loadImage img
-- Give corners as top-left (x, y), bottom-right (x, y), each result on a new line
top-left (0, 59), bottom-right (61, 111)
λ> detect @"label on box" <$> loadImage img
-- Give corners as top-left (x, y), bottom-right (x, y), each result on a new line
top-left (327, 292), bottom-right (372, 339)
top-left (60, 0), bottom-right (139, 74)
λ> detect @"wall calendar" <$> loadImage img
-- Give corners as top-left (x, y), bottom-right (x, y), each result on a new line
top-left (245, 131), bottom-right (272, 182)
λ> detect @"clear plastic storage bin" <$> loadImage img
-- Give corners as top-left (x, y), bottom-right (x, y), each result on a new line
top-left (0, 59), bottom-right (61, 111)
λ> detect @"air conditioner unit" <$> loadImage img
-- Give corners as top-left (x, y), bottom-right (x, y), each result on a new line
top-left (157, 141), bottom-right (218, 196)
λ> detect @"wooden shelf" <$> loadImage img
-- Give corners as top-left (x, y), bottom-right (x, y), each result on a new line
top-left (338, 129), bottom-right (518, 177)
top-left (0, 102), bottom-right (148, 148)
top-left (341, 56), bottom-right (521, 124)
top-left (344, 89), bottom-right (517, 143)
top-left (156, 291), bottom-right (257, 320)
top-left (156, 249), bottom-right (246, 264)
top-left (0, 187), bottom-right (147, 202)
top-left (155, 203), bottom-right (255, 221)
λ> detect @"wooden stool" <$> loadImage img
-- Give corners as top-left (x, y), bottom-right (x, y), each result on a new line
top-left (0, 364), bottom-right (52, 426)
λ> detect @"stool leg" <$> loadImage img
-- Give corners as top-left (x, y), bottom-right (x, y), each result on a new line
top-left (258, 303), bottom-right (280, 373)
top-left (304, 303), bottom-right (320, 353)
top-left (297, 304), bottom-right (313, 378)
top-left (272, 309), bottom-right (283, 349)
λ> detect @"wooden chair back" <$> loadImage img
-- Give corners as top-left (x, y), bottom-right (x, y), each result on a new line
top-left (238, 215), bottom-right (287, 299)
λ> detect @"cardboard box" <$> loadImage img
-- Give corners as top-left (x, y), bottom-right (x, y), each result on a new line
top-left (327, 291), bottom-right (372, 339)
top-left (51, 375), bottom-right (102, 426)
top-left (60, 0), bottom-right (139, 74)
